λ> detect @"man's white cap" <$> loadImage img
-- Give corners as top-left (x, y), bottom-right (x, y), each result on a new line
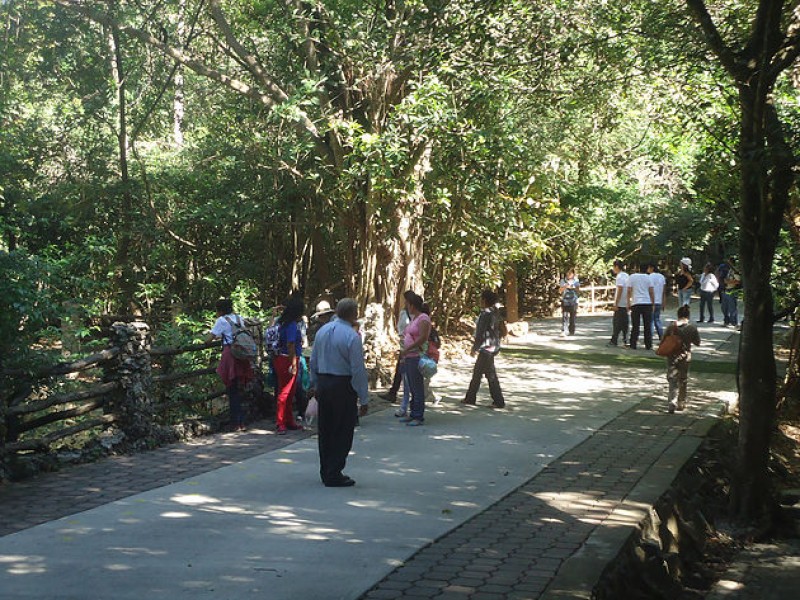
top-left (312, 300), bottom-right (335, 318)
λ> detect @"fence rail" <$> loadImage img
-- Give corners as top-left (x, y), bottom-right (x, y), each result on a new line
top-left (1, 320), bottom-right (264, 474)
top-left (584, 283), bottom-right (616, 313)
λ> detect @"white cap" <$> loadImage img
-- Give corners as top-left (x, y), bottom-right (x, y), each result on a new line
top-left (312, 300), bottom-right (335, 318)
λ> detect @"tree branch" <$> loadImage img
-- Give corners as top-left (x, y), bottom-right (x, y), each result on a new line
top-left (53, 0), bottom-right (276, 107)
top-left (208, 0), bottom-right (290, 103)
top-left (770, 23), bottom-right (800, 77)
top-left (685, 0), bottom-right (746, 80)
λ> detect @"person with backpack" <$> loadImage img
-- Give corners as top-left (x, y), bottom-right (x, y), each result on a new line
top-left (208, 298), bottom-right (255, 432)
top-left (558, 269), bottom-right (580, 337)
top-left (273, 296), bottom-right (306, 434)
top-left (662, 305), bottom-right (701, 413)
top-left (461, 290), bottom-right (506, 408)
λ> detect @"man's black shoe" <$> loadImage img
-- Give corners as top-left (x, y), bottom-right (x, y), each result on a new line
top-left (324, 476), bottom-right (355, 487)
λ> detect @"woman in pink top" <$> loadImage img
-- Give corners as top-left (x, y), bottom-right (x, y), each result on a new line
top-left (400, 293), bottom-right (430, 426)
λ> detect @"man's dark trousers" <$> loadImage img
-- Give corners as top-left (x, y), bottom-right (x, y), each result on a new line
top-left (630, 304), bottom-right (653, 350)
top-left (610, 307), bottom-right (629, 345)
top-left (317, 374), bottom-right (358, 484)
top-left (465, 351), bottom-right (505, 407)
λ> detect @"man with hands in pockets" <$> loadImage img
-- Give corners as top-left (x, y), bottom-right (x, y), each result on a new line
top-left (309, 298), bottom-right (370, 488)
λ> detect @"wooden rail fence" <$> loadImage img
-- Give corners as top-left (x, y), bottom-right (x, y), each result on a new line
top-left (1, 319), bottom-right (265, 476)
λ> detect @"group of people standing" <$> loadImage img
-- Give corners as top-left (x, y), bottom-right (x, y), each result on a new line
top-left (208, 289), bottom-right (507, 487)
top-left (380, 289), bottom-right (506, 417)
top-left (607, 261), bottom-right (667, 350)
top-left (605, 255), bottom-right (742, 350)
top-left (673, 256), bottom-right (742, 326)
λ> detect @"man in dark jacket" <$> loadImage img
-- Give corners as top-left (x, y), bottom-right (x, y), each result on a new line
top-left (461, 290), bottom-right (506, 408)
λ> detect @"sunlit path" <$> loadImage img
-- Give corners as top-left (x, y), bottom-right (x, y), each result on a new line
top-left (0, 315), bottom-right (737, 599)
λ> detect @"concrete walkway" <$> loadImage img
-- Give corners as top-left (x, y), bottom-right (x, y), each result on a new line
top-left (0, 314), bottom-right (738, 599)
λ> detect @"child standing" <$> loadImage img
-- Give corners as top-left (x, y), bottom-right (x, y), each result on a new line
top-left (664, 305), bottom-right (701, 413)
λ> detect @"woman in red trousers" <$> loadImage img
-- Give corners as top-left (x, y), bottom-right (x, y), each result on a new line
top-left (274, 297), bottom-right (305, 434)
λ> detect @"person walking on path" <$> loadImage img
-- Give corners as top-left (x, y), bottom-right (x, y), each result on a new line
top-left (379, 290), bottom-right (415, 403)
top-left (309, 299), bottom-right (370, 487)
top-left (698, 263), bottom-right (719, 323)
top-left (399, 293), bottom-right (431, 426)
top-left (648, 263), bottom-right (667, 340)
top-left (664, 305), bottom-right (701, 413)
top-left (628, 263), bottom-right (655, 350)
top-left (676, 258), bottom-right (694, 307)
top-left (462, 290), bottom-right (506, 408)
top-left (558, 269), bottom-right (580, 337)
top-left (208, 298), bottom-right (254, 432)
top-left (608, 260), bottom-right (630, 347)
top-left (722, 257), bottom-right (742, 327)
top-left (274, 297), bottom-right (305, 434)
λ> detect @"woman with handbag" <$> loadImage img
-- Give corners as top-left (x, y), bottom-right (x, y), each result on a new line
top-left (660, 305), bottom-right (701, 414)
top-left (398, 293), bottom-right (430, 427)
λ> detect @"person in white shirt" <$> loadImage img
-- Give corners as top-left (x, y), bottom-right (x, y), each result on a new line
top-left (698, 263), bottom-right (719, 323)
top-left (379, 290), bottom-right (416, 403)
top-left (627, 263), bottom-right (655, 350)
top-left (647, 263), bottom-right (667, 340)
top-left (207, 298), bottom-right (254, 432)
top-left (608, 260), bottom-right (629, 347)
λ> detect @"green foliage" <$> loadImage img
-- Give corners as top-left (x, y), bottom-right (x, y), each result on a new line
top-left (1, 0), bottom-right (797, 339)
top-left (0, 251), bottom-right (62, 363)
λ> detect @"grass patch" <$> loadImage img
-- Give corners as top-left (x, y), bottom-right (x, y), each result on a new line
top-left (504, 345), bottom-right (737, 375)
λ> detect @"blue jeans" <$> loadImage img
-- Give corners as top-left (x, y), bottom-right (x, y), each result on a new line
top-left (400, 368), bottom-right (411, 414)
top-left (227, 378), bottom-right (244, 427)
top-left (678, 289), bottom-right (692, 307)
top-left (404, 356), bottom-right (425, 421)
top-left (722, 292), bottom-right (739, 325)
top-left (651, 304), bottom-right (663, 339)
top-left (699, 291), bottom-right (715, 321)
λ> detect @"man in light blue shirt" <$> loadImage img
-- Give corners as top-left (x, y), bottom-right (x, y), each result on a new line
top-left (309, 298), bottom-right (370, 487)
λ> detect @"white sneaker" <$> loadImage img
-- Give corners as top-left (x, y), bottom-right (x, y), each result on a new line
top-left (394, 409), bottom-right (407, 417)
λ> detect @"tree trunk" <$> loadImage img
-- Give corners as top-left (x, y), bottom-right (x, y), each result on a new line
top-left (172, 0), bottom-right (186, 146)
top-left (732, 222), bottom-right (777, 518)
top-left (504, 267), bottom-right (519, 322)
top-left (107, 25), bottom-right (138, 314)
top-left (729, 92), bottom-right (794, 520)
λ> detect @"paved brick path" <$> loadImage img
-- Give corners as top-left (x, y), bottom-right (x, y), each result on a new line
top-left (359, 395), bottom-right (718, 600)
top-left (0, 423), bottom-right (310, 537)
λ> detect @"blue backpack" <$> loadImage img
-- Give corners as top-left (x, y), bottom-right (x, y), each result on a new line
top-left (264, 323), bottom-right (281, 357)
